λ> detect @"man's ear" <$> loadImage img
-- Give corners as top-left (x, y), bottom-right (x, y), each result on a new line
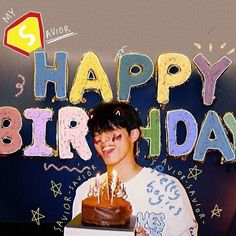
top-left (130, 128), bottom-right (141, 142)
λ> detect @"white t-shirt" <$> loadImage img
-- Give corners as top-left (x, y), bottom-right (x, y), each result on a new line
top-left (72, 167), bottom-right (198, 236)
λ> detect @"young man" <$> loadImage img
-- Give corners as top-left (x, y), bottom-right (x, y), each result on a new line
top-left (72, 101), bottom-right (198, 236)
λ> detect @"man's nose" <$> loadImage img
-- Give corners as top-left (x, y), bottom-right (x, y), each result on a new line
top-left (100, 132), bottom-right (111, 143)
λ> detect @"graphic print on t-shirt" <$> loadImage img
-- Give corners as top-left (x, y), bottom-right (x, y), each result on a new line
top-left (136, 211), bottom-right (165, 236)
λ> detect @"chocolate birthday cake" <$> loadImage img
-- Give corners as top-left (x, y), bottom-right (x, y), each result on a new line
top-left (81, 171), bottom-right (132, 226)
top-left (82, 196), bottom-right (132, 226)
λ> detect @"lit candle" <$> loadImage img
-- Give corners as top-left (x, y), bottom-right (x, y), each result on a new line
top-left (111, 169), bottom-right (117, 205)
top-left (96, 173), bottom-right (100, 204)
top-left (106, 172), bottom-right (110, 200)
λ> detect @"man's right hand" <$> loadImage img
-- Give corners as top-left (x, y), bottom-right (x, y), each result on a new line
top-left (135, 226), bottom-right (149, 236)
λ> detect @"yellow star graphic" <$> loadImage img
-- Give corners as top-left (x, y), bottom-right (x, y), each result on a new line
top-left (187, 165), bottom-right (202, 180)
top-left (50, 180), bottom-right (62, 197)
top-left (31, 208), bottom-right (45, 225)
top-left (211, 204), bottom-right (223, 218)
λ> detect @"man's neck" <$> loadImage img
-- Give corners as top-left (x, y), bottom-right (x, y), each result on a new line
top-left (107, 155), bottom-right (142, 183)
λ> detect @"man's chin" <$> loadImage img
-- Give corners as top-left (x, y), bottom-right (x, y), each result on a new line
top-left (104, 161), bottom-right (115, 166)
top-left (105, 160), bottom-right (117, 168)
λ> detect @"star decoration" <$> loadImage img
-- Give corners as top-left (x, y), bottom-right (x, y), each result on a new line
top-left (151, 159), bottom-right (157, 166)
top-left (50, 180), bottom-right (62, 197)
top-left (31, 208), bottom-right (45, 225)
top-left (211, 204), bottom-right (223, 218)
top-left (187, 165), bottom-right (202, 180)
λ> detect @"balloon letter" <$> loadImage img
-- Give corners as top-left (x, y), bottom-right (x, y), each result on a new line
top-left (0, 107), bottom-right (22, 154)
top-left (69, 52), bottom-right (113, 104)
top-left (193, 53), bottom-right (232, 105)
top-left (58, 106), bottom-right (92, 160)
top-left (141, 108), bottom-right (161, 157)
top-left (34, 51), bottom-right (68, 100)
top-left (157, 53), bottom-right (191, 105)
top-left (223, 112), bottom-right (236, 150)
top-left (24, 108), bottom-right (53, 156)
top-left (167, 109), bottom-right (198, 156)
top-left (194, 110), bottom-right (235, 162)
top-left (117, 53), bottom-right (154, 101)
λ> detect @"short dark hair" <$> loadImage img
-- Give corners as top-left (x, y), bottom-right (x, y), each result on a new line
top-left (87, 101), bottom-right (142, 138)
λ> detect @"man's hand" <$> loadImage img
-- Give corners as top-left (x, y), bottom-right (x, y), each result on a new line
top-left (135, 226), bottom-right (149, 236)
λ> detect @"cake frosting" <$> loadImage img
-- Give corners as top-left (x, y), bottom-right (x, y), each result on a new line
top-left (82, 196), bottom-right (132, 226)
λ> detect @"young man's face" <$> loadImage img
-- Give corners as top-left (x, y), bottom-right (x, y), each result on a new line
top-left (93, 127), bottom-right (136, 167)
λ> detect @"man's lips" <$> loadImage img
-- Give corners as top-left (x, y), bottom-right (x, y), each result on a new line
top-left (102, 146), bottom-right (115, 156)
